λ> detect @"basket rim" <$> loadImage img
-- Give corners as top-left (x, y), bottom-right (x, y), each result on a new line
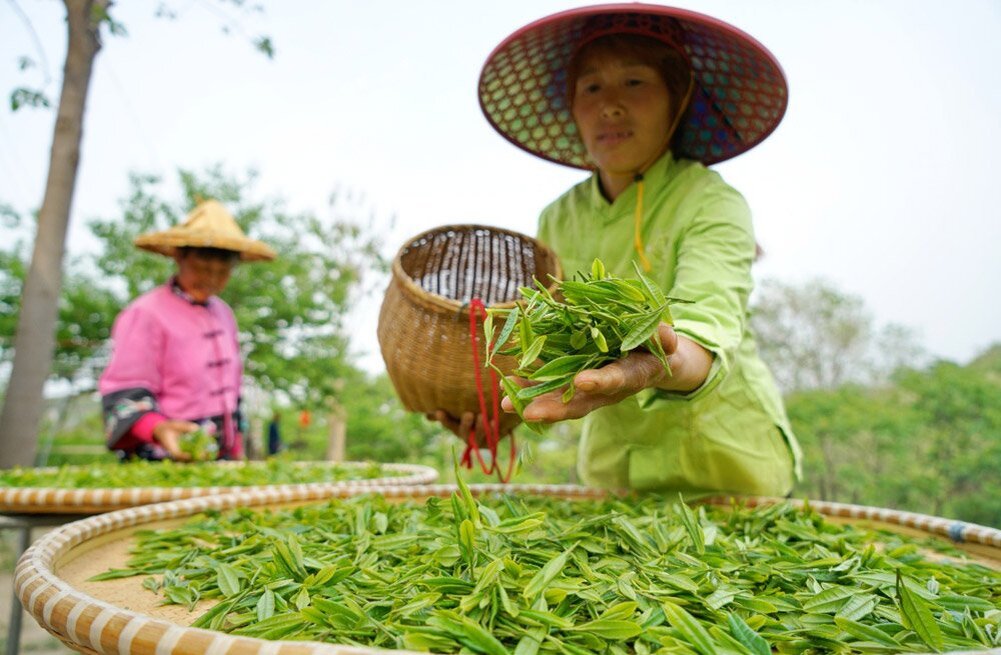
top-left (391, 223), bottom-right (562, 314)
top-left (15, 485), bottom-right (1001, 655)
top-left (0, 461), bottom-right (439, 514)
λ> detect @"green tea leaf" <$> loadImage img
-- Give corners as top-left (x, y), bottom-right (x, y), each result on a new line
top-left (936, 594), bottom-right (997, 612)
top-left (833, 617), bottom-right (901, 647)
top-left (256, 588), bottom-right (275, 622)
top-left (897, 570), bottom-right (945, 652)
top-left (675, 495), bottom-right (705, 554)
top-left (835, 592), bottom-right (878, 621)
top-left (591, 258), bottom-right (606, 279)
top-left (567, 619), bottom-right (643, 639)
top-left (726, 612), bottom-right (770, 655)
top-left (523, 547), bottom-right (572, 603)
top-left (516, 376), bottom-right (574, 401)
top-left (662, 600), bottom-right (717, 655)
top-left (590, 326), bottom-right (609, 353)
top-left (215, 562), bottom-right (242, 598)
top-left (599, 601), bottom-right (639, 621)
top-left (519, 335), bottom-right (547, 369)
top-left (620, 306), bottom-right (665, 352)
top-left (459, 519), bottom-right (477, 567)
top-left (430, 610), bottom-right (509, 655)
top-left (491, 307), bottom-right (521, 360)
top-left (528, 354), bottom-right (594, 381)
top-left (802, 585), bottom-right (855, 613)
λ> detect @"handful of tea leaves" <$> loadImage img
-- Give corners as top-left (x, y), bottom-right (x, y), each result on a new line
top-left (178, 428), bottom-right (219, 461)
top-left (484, 259), bottom-right (688, 424)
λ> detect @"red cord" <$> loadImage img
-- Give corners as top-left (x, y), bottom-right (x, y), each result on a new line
top-left (462, 298), bottom-right (516, 482)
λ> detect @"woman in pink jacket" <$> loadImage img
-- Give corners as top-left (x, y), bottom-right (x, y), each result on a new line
top-left (98, 201), bottom-right (276, 461)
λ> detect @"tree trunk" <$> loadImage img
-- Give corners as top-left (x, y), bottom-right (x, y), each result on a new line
top-left (326, 401), bottom-right (346, 462)
top-left (0, 0), bottom-right (105, 468)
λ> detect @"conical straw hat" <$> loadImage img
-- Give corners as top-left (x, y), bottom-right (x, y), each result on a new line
top-left (134, 200), bottom-right (277, 261)
top-left (479, 3), bottom-right (788, 168)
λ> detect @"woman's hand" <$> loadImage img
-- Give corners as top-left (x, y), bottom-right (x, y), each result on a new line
top-left (151, 419), bottom-right (200, 461)
top-left (501, 323), bottom-right (712, 422)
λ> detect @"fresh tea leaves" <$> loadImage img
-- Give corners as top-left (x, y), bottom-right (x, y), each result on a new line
top-left (178, 428), bottom-right (219, 461)
top-left (97, 493), bottom-right (1001, 654)
top-left (485, 260), bottom-right (688, 426)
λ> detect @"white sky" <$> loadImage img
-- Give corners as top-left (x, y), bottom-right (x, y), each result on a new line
top-left (1, 1), bottom-right (999, 375)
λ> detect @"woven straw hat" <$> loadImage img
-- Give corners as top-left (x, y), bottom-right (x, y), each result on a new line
top-left (479, 3), bottom-right (788, 168)
top-left (134, 200), bottom-right (277, 261)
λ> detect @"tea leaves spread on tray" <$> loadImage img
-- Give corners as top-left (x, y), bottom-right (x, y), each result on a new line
top-left (94, 486), bottom-right (1001, 654)
top-left (0, 458), bottom-right (391, 489)
top-left (484, 260), bottom-right (689, 428)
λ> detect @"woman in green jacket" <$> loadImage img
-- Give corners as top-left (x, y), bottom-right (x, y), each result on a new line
top-left (441, 4), bottom-right (802, 496)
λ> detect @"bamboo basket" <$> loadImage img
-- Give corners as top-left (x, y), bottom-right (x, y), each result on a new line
top-left (377, 225), bottom-right (561, 436)
top-left (14, 484), bottom-right (1001, 655)
top-left (0, 461), bottom-right (438, 514)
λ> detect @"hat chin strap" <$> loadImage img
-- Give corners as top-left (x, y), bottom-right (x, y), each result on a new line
top-left (632, 73), bottom-right (695, 272)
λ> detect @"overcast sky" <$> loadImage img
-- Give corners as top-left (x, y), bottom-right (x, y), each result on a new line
top-left (2, 1), bottom-right (999, 374)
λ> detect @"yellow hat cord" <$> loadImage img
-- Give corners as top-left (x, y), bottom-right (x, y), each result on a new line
top-left (633, 174), bottom-right (652, 271)
top-left (631, 73), bottom-right (696, 272)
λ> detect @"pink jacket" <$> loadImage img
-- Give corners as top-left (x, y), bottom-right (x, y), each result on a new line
top-left (99, 282), bottom-right (243, 457)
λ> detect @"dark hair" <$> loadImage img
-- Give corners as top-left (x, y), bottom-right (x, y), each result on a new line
top-left (568, 34), bottom-right (693, 129)
top-left (177, 246), bottom-right (241, 264)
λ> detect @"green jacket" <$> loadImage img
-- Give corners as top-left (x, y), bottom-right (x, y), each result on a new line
top-left (538, 150), bottom-right (802, 496)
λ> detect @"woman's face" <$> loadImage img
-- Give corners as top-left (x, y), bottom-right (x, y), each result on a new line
top-left (174, 251), bottom-right (236, 303)
top-left (571, 49), bottom-right (674, 198)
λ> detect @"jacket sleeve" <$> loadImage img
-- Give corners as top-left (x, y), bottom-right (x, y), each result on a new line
top-left (101, 388), bottom-right (163, 448)
top-left (646, 180), bottom-right (756, 404)
top-left (98, 303), bottom-right (166, 447)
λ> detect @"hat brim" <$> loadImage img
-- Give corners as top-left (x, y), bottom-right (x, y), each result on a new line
top-left (478, 3), bottom-right (788, 168)
top-left (134, 229), bottom-right (277, 262)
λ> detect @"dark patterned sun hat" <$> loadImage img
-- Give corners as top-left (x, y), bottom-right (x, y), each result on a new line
top-left (478, 3), bottom-right (788, 168)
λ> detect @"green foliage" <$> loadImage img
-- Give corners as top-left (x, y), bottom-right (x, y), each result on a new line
top-left (340, 373), bottom-right (442, 463)
top-left (789, 346), bottom-right (1001, 527)
top-left (9, 86), bottom-right (50, 110)
top-left (0, 210), bottom-right (119, 384)
top-left (0, 243), bottom-right (27, 361)
top-left (53, 259), bottom-right (120, 381)
top-left (254, 36), bottom-right (275, 58)
top-left (751, 278), bottom-right (1001, 525)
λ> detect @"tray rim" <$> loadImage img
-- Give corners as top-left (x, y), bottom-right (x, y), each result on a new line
top-left (0, 461), bottom-right (440, 514)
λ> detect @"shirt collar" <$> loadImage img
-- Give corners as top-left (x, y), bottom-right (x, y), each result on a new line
top-left (588, 149), bottom-right (678, 212)
top-left (169, 276), bottom-right (210, 306)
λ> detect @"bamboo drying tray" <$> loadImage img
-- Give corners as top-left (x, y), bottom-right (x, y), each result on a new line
top-left (0, 461), bottom-right (439, 514)
top-left (15, 484), bottom-right (1001, 655)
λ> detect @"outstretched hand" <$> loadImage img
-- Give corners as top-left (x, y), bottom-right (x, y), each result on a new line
top-left (501, 323), bottom-right (711, 423)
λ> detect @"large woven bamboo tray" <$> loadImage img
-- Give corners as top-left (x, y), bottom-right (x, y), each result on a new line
top-left (0, 461), bottom-right (439, 514)
top-left (15, 484), bottom-right (1001, 655)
